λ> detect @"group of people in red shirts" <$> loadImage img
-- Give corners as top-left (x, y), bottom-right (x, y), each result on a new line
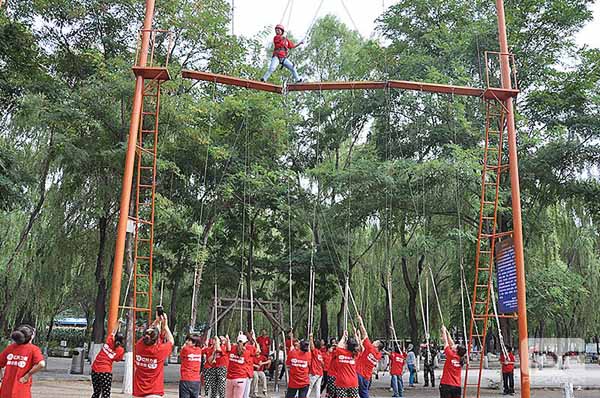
top-left (0, 315), bottom-right (479, 398)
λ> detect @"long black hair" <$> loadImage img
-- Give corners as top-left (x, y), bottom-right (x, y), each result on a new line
top-left (457, 344), bottom-right (467, 366)
top-left (143, 327), bottom-right (159, 346)
top-left (114, 332), bottom-right (125, 348)
top-left (346, 336), bottom-right (360, 354)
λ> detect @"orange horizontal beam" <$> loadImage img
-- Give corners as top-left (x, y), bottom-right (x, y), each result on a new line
top-left (132, 66), bottom-right (171, 81)
top-left (182, 70), bottom-right (282, 93)
top-left (181, 70), bottom-right (518, 99)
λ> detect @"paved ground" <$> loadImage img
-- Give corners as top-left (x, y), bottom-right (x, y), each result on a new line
top-left (32, 357), bottom-right (600, 397)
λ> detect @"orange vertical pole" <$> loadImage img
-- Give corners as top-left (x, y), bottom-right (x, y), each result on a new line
top-left (495, 1), bottom-right (531, 397)
top-left (107, 0), bottom-right (156, 333)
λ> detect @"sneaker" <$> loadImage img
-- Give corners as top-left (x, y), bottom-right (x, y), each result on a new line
top-left (295, 78), bottom-right (304, 83)
top-left (260, 78), bottom-right (266, 82)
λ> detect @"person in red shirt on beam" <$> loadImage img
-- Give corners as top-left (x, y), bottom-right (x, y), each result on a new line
top-left (389, 344), bottom-right (406, 397)
top-left (286, 330), bottom-right (312, 398)
top-left (500, 346), bottom-right (515, 396)
top-left (355, 316), bottom-right (383, 398)
top-left (439, 325), bottom-right (467, 398)
top-left (179, 334), bottom-right (203, 398)
top-left (260, 24), bottom-right (304, 83)
top-left (91, 327), bottom-right (125, 397)
top-left (307, 335), bottom-right (324, 398)
top-left (0, 324), bottom-right (45, 398)
top-left (256, 330), bottom-right (271, 356)
top-left (333, 330), bottom-right (362, 398)
top-left (133, 314), bottom-right (174, 398)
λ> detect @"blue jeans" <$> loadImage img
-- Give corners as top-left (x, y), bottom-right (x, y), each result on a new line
top-left (407, 364), bottom-right (416, 386)
top-left (262, 57), bottom-right (300, 82)
top-left (179, 380), bottom-right (201, 398)
top-left (391, 375), bottom-right (403, 397)
top-left (357, 374), bottom-right (370, 398)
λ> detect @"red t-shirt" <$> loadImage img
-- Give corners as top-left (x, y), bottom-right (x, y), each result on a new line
top-left (322, 349), bottom-right (332, 372)
top-left (0, 343), bottom-right (44, 398)
top-left (180, 345), bottom-right (203, 382)
top-left (500, 353), bottom-right (515, 373)
top-left (245, 344), bottom-right (257, 377)
top-left (287, 350), bottom-right (311, 388)
top-left (92, 334), bottom-right (125, 373)
top-left (215, 344), bottom-right (229, 368)
top-left (272, 35), bottom-right (298, 59)
top-left (440, 346), bottom-right (462, 387)
top-left (333, 348), bottom-right (358, 388)
top-left (203, 345), bottom-right (216, 369)
top-left (328, 348), bottom-right (337, 377)
top-left (133, 339), bottom-right (173, 397)
top-left (309, 349), bottom-right (324, 376)
top-left (254, 354), bottom-right (269, 372)
top-left (356, 338), bottom-right (381, 379)
top-left (256, 336), bottom-right (271, 354)
top-left (389, 352), bottom-right (406, 376)
top-left (227, 347), bottom-right (254, 379)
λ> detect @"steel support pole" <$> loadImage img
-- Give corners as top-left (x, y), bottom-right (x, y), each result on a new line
top-left (107, 0), bottom-right (156, 333)
top-left (495, 1), bottom-right (531, 397)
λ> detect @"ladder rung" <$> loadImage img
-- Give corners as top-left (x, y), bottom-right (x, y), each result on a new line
top-left (141, 129), bottom-right (156, 134)
top-left (485, 164), bottom-right (509, 170)
top-left (136, 145), bottom-right (155, 155)
top-left (136, 273), bottom-right (149, 278)
top-left (135, 291), bottom-right (148, 295)
top-left (139, 184), bottom-right (154, 189)
top-left (477, 267), bottom-right (491, 272)
top-left (483, 201), bottom-right (495, 205)
top-left (119, 306), bottom-right (152, 312)
top-left (136, 256), bottom-right (152, 260)
top-left (142, 112), bottom-right (156, 116)
top-left (140, 166), bottom-right (154, 170)
top-left (475, 284), bottom-right (488, 288)
top-left (482, 216), bottom-right (495, 220)
top-left (139, 238), bottom-right (151, 242)
top-left (474, 300), bottom-right (487, 304)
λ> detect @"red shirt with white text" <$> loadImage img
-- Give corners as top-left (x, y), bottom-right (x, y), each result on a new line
top-left (180, 345), bottom-right (203, 382)
top-left (356, 338), bottom-right (381, 379)
top-left (389, 352), bottom-right (406, 376)
top-left (227, 347), bottom-right (254, 379)
top-left (133, 338), bottom-right (173, 396)
top-left (92, 334), bottom-right (125, 373)
top-left (333, 348), bottom-right (358, 388)
top-left (309, 349), bottom-right (324, 376)
top-left (287, 349), bottom-right (311, 388)
top-left (440, 346), bottom-right (462, 387)
top-left (0, 343), bottom-right (44, 398)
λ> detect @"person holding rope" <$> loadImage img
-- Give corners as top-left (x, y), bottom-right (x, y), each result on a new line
top-left (179, 334), bottom-right (204, 398)
top-left (90, 327), bottom-right (125, 398)
top-left (439, 326), bottom-right (467, 398)
top-left (388, 344), bottom-right (406, 398)
top-left (325, 339), bottom-right (338, 398)
top-left (355, 316), bottom-right (383, 398)
top-left (307, 335), bottom-right (324, 398)
top-left (333, 331), bottom-right (362, 398)
top-left (420, 341), bottom-right (437, 388)
top-left (285, 330), bottom-right (312, 398)
top-left (133, 314), bottom-right (174, 398)
top-left (260, 24), bottom-right (303, 83)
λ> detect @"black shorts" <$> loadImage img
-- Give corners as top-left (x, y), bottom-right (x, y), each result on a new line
top-left (439, 384), bottom-right (461, 398)
top-left (286, 385), bottom-right (310, 398)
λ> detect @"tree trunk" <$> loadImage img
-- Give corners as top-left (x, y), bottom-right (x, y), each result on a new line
top-left (92, 215), bottom-right (109, 343)
top-left (319, 299), bottom-right (329, 341)
top-left (169, 274), bottom-right (180, 334)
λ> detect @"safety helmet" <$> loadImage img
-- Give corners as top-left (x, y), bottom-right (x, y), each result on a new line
top-left (275, 24), bottom-right (285, 33)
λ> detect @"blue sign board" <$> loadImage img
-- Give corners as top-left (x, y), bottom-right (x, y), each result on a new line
top-left (496, 239), bottom-right (517, 313)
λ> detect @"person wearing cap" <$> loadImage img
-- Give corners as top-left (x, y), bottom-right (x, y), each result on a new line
top-left (260, 24), bottom-right (303, 83)
top-left (226, 333), bottom-right (257, 398)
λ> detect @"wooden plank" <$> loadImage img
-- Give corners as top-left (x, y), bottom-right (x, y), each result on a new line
top-left (181, 69), bottom-right (518, 100)
top-left (182, 70), bottom-right (282, 94)
top-left (287, 81), bottom-right (387, 91)
top-left (132, 66), bottom-right (171, 81)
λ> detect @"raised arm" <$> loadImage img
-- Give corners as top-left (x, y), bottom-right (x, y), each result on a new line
top-left (252, 331), bottom-right (261, 355)
top-left (161, 315), bottom-right (175, 345)
top-left (309, 333), bottom-right (315, 351)
top-left (337, 330), bottom-right (348, 349)
top-left (357, 315), bottom-right (368, 341)
top-left (441, 325), bottom-right (454, 348)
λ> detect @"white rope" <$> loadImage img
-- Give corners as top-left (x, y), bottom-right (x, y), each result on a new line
top-left (284, 91), bottom-right (294, 330)
top-left (279, 0), bottom-right (293, 25)
top-left (340, 0), bottom-right (361, 33)
top-left (490, 277), bottom-right (509, 358)
top-left (428, 267), bottom-right (445, 327)
top-left (301, 0), bottom-right (326, 42)
top-left (417, 275), bottom-right (429, 339)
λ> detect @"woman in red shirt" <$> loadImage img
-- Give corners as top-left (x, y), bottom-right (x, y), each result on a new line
top-left (325, 340), bottom-right (337, 398)
top-left (333, 331), bottom-right (361, 398)
top-left (179, 334), bottom-right (203, 398)
top-left (260, 24), bottom-right (304, 83)
top-left (226, 333), bottom-right (255, 398)
top-left (439, 326), bottom-right (466, 398)
top-left (0, 324), bottom-right (45, 398)
top-left (133, 314), bottom-right (174, 398)
top-left (91, 327), bottom-right (125, 397)
top-left (320, 341), bottom-right (331, 395)
top-left (389, 345), bottom-right (406, 397)
top-left (286, 332), bottom-right (312, 398)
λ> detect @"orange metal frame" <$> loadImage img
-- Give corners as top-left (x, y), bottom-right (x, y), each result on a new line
top-left (108, 1), bottom-right (530, 397)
